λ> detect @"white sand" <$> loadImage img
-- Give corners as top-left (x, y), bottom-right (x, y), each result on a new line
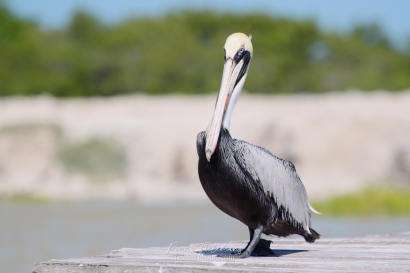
top-left (0, 91), bottom-right (409, 202)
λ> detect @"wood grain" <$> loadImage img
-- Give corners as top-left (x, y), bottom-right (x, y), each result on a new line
top-left (33, 231), bottom-right (410, 272)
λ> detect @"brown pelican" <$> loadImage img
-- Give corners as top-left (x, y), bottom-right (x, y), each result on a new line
top-left (197, 33), bottom-right (320, 258)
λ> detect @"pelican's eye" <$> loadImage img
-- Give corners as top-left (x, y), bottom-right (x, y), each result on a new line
top-left (233, 47), bottom-right (251, 87)
top-left (233, 47), bottom-right (246, 63)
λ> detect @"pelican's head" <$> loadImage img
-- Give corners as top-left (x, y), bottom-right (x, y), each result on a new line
top-left (224, 32), bottom-right (253, 61)
top-left (205, 33), bottom-right (253, 162)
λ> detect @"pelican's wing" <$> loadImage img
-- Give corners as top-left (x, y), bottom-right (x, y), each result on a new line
top-left (233, 139), bottom-right (313, 231)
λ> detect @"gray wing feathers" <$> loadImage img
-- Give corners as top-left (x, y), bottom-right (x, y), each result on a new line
top-left (234, 140), bottom-right (312, 231)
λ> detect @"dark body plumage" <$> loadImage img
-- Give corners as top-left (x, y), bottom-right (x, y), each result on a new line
top-left (197, 128), bottom-right (320, 244)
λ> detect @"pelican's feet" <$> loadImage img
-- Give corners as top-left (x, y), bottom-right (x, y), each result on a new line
top-left (227, 250), bottom-right (252, 258)
top-left (230, 238), bottom-right (275, 257)
top-left (251, 238), bottom-right (275, 256)
top-left (217, 250), bottom-right (252, 259)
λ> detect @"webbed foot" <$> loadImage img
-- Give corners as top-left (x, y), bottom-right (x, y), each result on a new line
top-left (251, 238), bottom-right (275, 256)
top-left (231, 238), bottom-right (275, 257)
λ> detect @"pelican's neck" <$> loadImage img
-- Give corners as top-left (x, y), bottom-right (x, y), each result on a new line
top-left (222, 72), bottom-right (248, 131)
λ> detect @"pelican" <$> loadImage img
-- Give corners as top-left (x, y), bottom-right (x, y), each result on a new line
top-left (197, 33), bottom-right (320, 258)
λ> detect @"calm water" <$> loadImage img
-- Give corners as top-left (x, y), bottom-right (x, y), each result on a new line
top-left (1, 201), bottom-right (410, 273)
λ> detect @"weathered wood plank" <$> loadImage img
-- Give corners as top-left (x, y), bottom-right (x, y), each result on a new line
top-left (33, 231), bottom-right (410, 273)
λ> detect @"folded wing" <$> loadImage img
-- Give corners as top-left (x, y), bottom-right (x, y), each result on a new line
top-left (233, 139), bottom-right (313, 232)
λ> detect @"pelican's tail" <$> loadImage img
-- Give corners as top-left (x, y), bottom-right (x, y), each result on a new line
top-left (304, 228), bottom-right (321, 243)
top-left (309, 203), bottom-right (322, 215)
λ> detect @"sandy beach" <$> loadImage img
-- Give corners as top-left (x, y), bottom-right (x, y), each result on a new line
top-left (1, 91), bottom-right (409, 202)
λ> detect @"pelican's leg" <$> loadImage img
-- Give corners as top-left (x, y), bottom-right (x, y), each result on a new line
top-left (249, 227), bottom-right (255, 240)
top-left (230, 226), bottom-right (264, 258)
top-left (235, 227), bottom-right (254, 254)
top-left (236, 227), bottom-right (275, 257)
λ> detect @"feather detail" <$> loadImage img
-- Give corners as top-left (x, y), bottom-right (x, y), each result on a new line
top-left (233, 137), bottom-right (312, 232)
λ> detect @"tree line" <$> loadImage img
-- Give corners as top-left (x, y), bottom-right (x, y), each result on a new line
top-left (1, 6), bottom-right (410, 96)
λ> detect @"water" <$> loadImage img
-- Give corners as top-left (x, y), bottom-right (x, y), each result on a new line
top-left (1, 201), bottom-right (409, 273)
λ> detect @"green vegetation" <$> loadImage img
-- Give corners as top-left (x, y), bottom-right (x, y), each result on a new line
top-left (1, 5), bottom-right (410, 96)
top-left (58, 138), bottom-right (127, 181)
top-left (312, 186), bottom-right (410, 216)
top-left (0, 193), bottom-right (48, 203)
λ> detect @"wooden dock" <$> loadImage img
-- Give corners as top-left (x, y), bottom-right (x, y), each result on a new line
top-left (33, 231), bottom-right (410, 272)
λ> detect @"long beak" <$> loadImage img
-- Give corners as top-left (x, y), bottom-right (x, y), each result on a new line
top-left (205, 57), bottom-right (246, 162)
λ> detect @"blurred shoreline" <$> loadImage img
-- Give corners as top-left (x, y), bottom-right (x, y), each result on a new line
top-left (1, 91), bottom-right (410, 202)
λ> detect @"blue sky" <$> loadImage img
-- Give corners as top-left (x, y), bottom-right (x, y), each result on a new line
top-left (4, 0), bottom-right (410, 48)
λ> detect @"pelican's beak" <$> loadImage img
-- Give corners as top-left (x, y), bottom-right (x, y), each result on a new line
top-left (205, 51), bottom-right (251, 162)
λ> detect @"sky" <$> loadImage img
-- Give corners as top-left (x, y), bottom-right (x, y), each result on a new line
top-left (4, 0), bottom-right (410, 48)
